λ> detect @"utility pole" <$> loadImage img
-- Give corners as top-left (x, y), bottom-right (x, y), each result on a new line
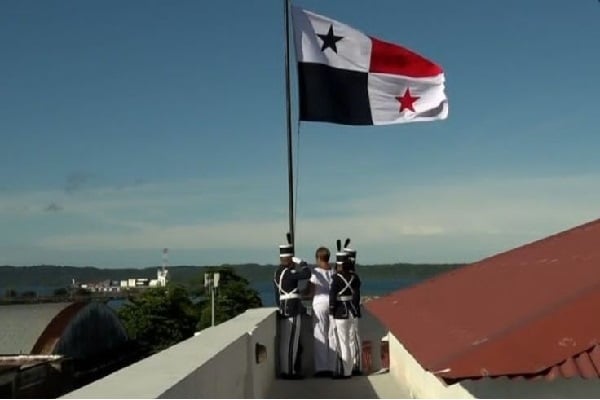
top-left (204, 272), bottom-right (220, 327)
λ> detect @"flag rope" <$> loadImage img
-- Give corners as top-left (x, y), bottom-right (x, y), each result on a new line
top-left (283, 0), bottom-right (295, 244)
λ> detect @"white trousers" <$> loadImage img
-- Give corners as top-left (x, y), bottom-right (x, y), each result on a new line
top-left (350, 316), bottom-right (362, 372)
top-left (279, 314), bottom-right (302, 375)
top-left (312, 302), bottom-right (335, 373)
top-left (332, 318), bottom-right (353, 377)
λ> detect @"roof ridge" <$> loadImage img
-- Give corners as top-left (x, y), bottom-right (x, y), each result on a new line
top-left (405, 217), bottom-right (600, 292)
top-left (472, 217), bottom-right (600, 265)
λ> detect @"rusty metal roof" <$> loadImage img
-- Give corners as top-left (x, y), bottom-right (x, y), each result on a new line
top-left (367, 218), bottom-right (600, 380)
top-left (544, 344), bottom-right (600, 381)
top-left (32, 302), bottom-right (88, 355)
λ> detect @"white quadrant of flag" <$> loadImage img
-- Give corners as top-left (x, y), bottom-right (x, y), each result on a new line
top-left (292, 6), bottom-right (448, 126)
top-left (293, 7), bottom-right (371, 73)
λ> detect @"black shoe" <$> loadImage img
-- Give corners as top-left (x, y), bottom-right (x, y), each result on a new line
top-left (314, 371), bottom-right (332, 378)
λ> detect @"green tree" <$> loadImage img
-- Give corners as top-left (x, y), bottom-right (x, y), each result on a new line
top-left (197, 267), bottom-right (262, 330)
top-left (4, 289), bottom-right (17, 298)
top-left (118, 285), bottom-right (200, 352)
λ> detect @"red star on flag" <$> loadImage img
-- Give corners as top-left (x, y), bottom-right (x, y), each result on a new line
top-left (396, 88), bottom-right (420, 113)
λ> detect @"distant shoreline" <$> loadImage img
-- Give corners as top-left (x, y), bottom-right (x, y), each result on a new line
top-left (1, 263), bottom-right (463, 301)
top-left (1, 262), bottom-right (464, 308)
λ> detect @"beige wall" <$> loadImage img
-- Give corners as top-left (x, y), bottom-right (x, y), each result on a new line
top-left (388, 333), bottom-right (472, 399)
top-left (247, 309), bottom-right (277, 398)
top-left (63, 308), bottom-right (278, 399)
top-left (388, 333), bottom-right (600, 399)
top-left (159, 334), bottom-right (249, 398)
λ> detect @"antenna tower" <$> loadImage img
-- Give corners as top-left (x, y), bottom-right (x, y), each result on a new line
top-left (162, 248), bottom-right (169, 273)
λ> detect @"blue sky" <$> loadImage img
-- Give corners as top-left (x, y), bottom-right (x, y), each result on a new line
top-left (1, 0), bottom-right (599, 267)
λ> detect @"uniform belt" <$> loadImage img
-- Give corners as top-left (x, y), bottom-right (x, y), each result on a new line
top-left (280, 293), bottom-right (300, 300)
top-left (337, 295), bottom-right (353, 301)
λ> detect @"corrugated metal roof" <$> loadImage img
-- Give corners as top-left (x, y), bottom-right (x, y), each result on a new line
top-left (367, 218), bottom-right (600, 380)
top-left (0, 303), bottom-right (72, 355)
top-left (451, 344), bottom-right (600, 382)
top-left (32, 301), bottom-right (88, 354)
top-left (544, 344), bottom-right (600, 381)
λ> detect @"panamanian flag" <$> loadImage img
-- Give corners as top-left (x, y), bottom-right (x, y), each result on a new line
top-left (292, 7), bottom-right (448, 126)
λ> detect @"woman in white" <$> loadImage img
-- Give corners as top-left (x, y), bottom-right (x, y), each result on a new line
top-left (306, 246), bottom-right (336, 377)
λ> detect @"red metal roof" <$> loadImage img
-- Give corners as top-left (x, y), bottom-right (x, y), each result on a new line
top-left (32, 302), bottom-right (87, 354)
top-left (367, 218), bottom-right (600, 380)
top-left (451, 344), bottom-right (600, 382)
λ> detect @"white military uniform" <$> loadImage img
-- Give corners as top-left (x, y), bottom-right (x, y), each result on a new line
top-left (344, 245), bottom-right (362, 374)
top-left (330, 269), bottom-right (360, 378)
top-left (350, 312), bottom-right (362, 373)
top-left (310, 265), bottom-right (336, 373)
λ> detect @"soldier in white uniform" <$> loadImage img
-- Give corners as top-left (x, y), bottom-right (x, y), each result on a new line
top-left (329, 250), bottom-right (361, 379)
top-left (343, 238), bottom-right (362, 375)
top-left (274, 235), bottom-right (311, 379)
top-left (306, 246), bottom-right (335, 377)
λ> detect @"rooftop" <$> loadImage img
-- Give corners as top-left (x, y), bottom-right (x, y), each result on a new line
top-left (367, 217), bottom-right (600, 381)
top-left (63, 307), bottom-right (406, 399)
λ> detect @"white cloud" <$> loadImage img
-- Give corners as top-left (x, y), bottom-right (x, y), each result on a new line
top-left (4, 174), bottom-right (600, 264)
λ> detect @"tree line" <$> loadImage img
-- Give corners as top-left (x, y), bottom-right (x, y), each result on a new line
top-left (2, 267), bottom-right (263, 353)
top-left (116, 267), bottom-right (262, 352)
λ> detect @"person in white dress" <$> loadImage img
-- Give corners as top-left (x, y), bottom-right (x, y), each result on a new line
top-left (306, 246), bottom-right (336, 377)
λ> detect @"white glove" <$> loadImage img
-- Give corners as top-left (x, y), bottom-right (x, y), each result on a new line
top-left (292, 256), bottom-right (303, 264)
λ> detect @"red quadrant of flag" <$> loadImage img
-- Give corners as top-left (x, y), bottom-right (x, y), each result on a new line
top-left (369, 37), bottom-right (443, 77)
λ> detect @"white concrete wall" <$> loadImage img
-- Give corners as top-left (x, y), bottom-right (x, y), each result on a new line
top-left (62, 307), bottom-right (278, 399)
top-left (388, 332), bottom-right (600, 399)
top-left (159, 333), bottom-right (249, 398)
top-left (246, 307), bottom-right (277, 398)
top-left (388, 333), bottom-right (472, 399)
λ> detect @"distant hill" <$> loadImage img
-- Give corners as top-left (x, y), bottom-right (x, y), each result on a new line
top-left (0, 263), bottom-right (464, 290)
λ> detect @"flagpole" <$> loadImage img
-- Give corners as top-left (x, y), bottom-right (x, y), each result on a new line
top-left (283, 0), bottom-right (295, 245)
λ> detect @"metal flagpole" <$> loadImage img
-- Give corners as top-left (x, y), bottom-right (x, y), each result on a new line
top-left (284, 0), bottom-right (295, 245)
top-left (211, 284), bottom-right (215, 327)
